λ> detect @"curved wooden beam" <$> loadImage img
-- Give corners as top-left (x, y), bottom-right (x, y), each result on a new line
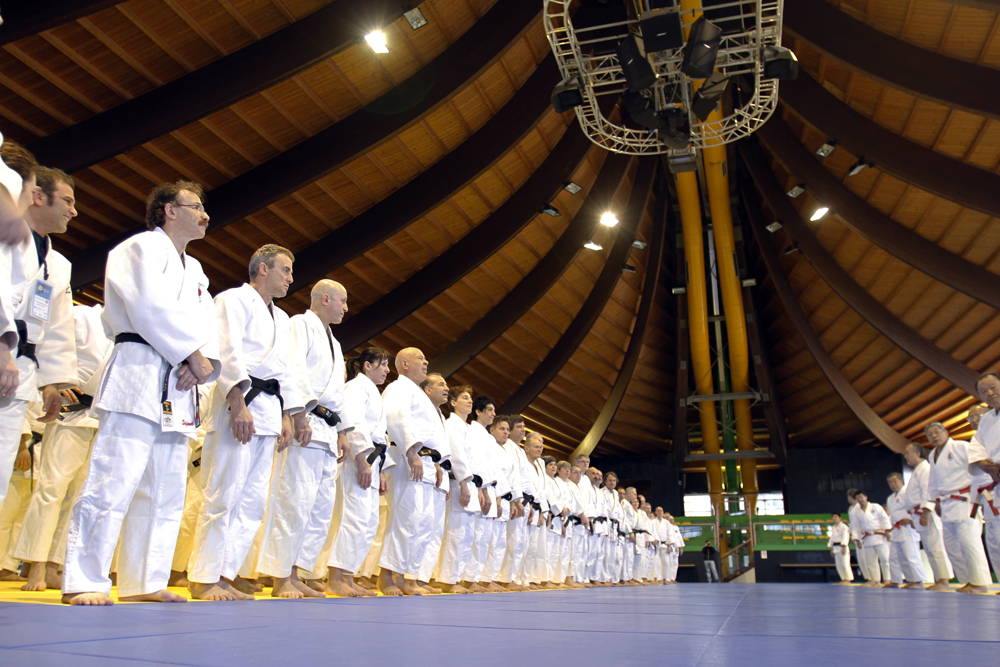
top-left (286, 56), bottom-right (564, 301)
top-left (780, 73), bottom-right (1000, 220)
top-left (28, 0), bottom-right (411, 171)
top-left (740, 137), bottom-right (980, 397)
top-left (333, 116), bottom-right (593, 352)
top-left (569, 180), bottom-right (665, 461)
top-left (0, 1), bottom-right (120, 45)
top-left (430, 151), bottom-right (634, 379)
top-left (499, 156), bottom-right (655, 416)
top-left (68, 0), bottom-right (541, 289)
top-left (757, 116), bottom-right (1000, 311)
top-left (738, 177), bottom-right (908, 453)
top-left (784, 0), bottom-right (1000, 121)
top-left (938, 0), bottom-right (1000, 11)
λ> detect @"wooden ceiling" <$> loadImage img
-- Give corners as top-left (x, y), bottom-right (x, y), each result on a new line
top-left (2, 0), bottom-right (995, 459)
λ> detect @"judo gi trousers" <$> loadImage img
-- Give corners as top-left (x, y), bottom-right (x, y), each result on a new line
top-left (854, 542), bottom-right (872, 581)
top-left (484, 517), bottom-right (509, 582)
top-left (172, 460), bottom-right (203, 572)
top-left (889, 530), bottom-right (926, 584)
top-left (258, 446), bottom-right (339, 579)
top-left (570, 526), bottom-right (589, 583)
top-left (379, 466), bottom-right (434, 578)
top-left (0, 471), bottom-right (31, 571)
top-left (544, 529), bottom-right (564, 582)
top-left (982, 513), bottom-right (1000, 579)
top-left (438, 504), bottom-right (476, 585)
top-left (13, 423), bottom-right (95, 565)
top-left (914, 515), bottom-right (953, 582)
top-left (587, 533), bottom-right (604, 582)
top-left (499, 514), bottom-right (527, 584)
top-left (668, 550), bottom-right (680, 581)
top-left (832, 546), bottom-right (853, 582)
top-left (862, 540), bottom-right (890, 584)
top-left (358, 495), bottom-right (389, 579)
top-left (523, 523), bottom-right (544, 584)
top-left (187, 427), bottom-right (276, 584)
top-left (328, 455), bottom-right (381, 575)
top-left (462, 513), bottom-right (492, 582)
top-left (942, 518), bottom-right (992, 586)
top-left (416, 486), bottom-right (447, 582)
top-left (63, 411), bottom-right (188, 596)
top-left (0, 398), bottom-right (29, 508)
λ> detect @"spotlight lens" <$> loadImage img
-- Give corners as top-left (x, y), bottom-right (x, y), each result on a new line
top-left (600, 212), bottom-right (619, 227)
top-left (365, 31), bottom-right (389, 53)
top-left (810, 207), bottom-right (829, 222)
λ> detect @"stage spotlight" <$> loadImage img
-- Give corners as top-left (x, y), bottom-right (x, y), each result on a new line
top-left (541, 204), bottom-right (561, 217)
top-left (765, 221), bottom-right (783, 233)
top-left (564, 181), bottom-right (583, 195)
top-left (404, 8), bottom-right (428, 30)
top-left (552, 77), bottom-right (585, 114)
top-left (681, 16), bottom-right (722, 79)
top-left (786, 183), bottom-right (805, 198)
top-left (616, 34), bottom-right (656, 92)
top-left (848, 158), bottom-right (870, 176)
top-left (816, 140), bottom-right (837, 158)
top-left (585, 239), bottom-right (604, 251)
top-left (622, 90), bottom-right (658, 129)
top-left (600, 212), bottom-right (619, 227)
top-left (365, 31), bottom-right (388, 54)
top-left (638, 6), bottom-right (684, 53)
top-left (810, 207), bottom-right (829, 221)
top-left (632, 240), bottom-right (648, 250)
top-left (657, 108), bottom-right (690, 150)
top-left (763, 46), bottom-right (799, 80)
top-left (783, 242), bottom-right (799, 256)
top-left (691, 72), bottom-right (729, 121)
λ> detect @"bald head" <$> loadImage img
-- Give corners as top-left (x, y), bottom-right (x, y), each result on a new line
top-left (310, 280), bottom-right (348, 326)
top-left (395, 347), bottom-right (428, 383)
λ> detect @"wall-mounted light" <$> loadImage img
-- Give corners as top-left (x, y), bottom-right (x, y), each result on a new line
top-left (765, 221), bottom-right (782, 233)
top-left (404, 8), bottom-right (428, 30)
top-left (815, 140), bottom-right (837, 157)
top-left (541, 204), bottom-right (561, 217)
top-left (365, 31), bottom-right (388, 53)
top-left (810, 206), bottom-right (829, 222)
top-left (564, 181), bottom-right (582, 195)
top-left (786, 184), bottom-right (805, 198)
top-left (631, 240), bottom-right (647, 250)
top-left (671, 287), bottom-right (687, 294)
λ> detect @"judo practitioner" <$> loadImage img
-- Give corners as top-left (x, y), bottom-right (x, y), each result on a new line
top-left (827, 512), bottom-right (853, 583)
top-left (498, 415), bottom-right (530, 591)
top-left (903, 443), bottom-right (953, 590)
top-left (885, 472), bottom-right (926, 588)
top-left (967, 372), bottom-right (1000, 593)
top-left (436, 384), bottom-right (480, 593)
top-left (187, 244), bottom-right (306, 601)
top-left (62, 180), bottom-right (221, 605)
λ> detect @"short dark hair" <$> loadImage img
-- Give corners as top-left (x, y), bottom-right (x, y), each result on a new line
top-left (419, 373), bottom-right (444, 391)
top-left (904, 443), bottom-right (926, 459)
top-left (832, 512), bottom-right (842, 519)
top-left (248, 244), bottom-right (294, 281)
top-left (846, 488), bottom-right (860, 499)
top-left (0, 139), bottom-right (38, 181)
top-left (34, 167), bottom-right (74, 202)
top-left (346, 347), bottom-right (390, 381)
top-left (489, 415), bottom-right (511, 431)
top-left (146, 181), bottom-right (204, 231)
top-left (507, 414), bottom-right (525, 427)
top-left (542, 455), bottom-right (556, 465)
top-left (449, 384), bottom-right (473, 405)
top-left (472, 394), bottom-right (495, 420)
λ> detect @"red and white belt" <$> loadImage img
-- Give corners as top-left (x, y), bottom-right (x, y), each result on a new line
top-left (977, 481), bottom-right (999, 518)
top-left (939, 486), bottom-right (971, 503)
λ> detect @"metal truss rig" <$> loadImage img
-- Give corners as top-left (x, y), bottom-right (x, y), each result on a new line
top-left (544, 0), bottom-right (785, 156)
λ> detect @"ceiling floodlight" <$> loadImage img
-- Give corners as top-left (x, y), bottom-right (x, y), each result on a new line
top-left (786, 184), bottom-right (806, 198)
top-left (564, 181), bottom-right (582, 195)
top-left (600, 212), bottom-right (619, 227)
top-left (810, 207), bottom-right (829, 222)
top-left (848, 158), bottom-right (870, 177)
top-left (365, 31), bottom-right (388, 53)
top-left (404, 8), bottom-right (428, 30)
top-left (631, 240), bottom-right (648, 250)
top-left (741, 278), bottom-right (757, 287)
top-left (816, 140), bottom-right (837, 158)
top-left (541, 204), bottom-right (561, 217)
top-left (671, 287), bottom-right (687, 294)
top-left (584, 239), bottom-right (604, 251)
top-left (765, 221), bottom-right (783, 233)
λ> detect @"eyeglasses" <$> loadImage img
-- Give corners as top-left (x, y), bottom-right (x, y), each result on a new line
top-left (173, 203), bottom-right (206, 213)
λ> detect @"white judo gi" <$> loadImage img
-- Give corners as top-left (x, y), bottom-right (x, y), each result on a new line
top-left (63, 228), bottom-right (220, 597)
top-left (482, 438), bottom-right (514, 582)
top-left (847, 503), bottom-right (872, 581)
top-left (545, 475), bottom-right (571, 583)
top-left (565, 478), bottom-right (591, 583)
top-left (326, 372), bottom-right (391, 577)
top-left (378, 375), bottom-right (449, 580)
top-left (827, 522), bottom-right (853, 582)
top-left (886, 486), bottom-right (926, 584)
top-left (258, 309), bottom-right (351, 580)
top-left (927, 438), bottom-right (992, 587)
top-left (0, 223), bottom-right (76, 509)
top-left (967, 410), bottom-right (1000, 580)
top-left (461, 421), bottom-right (500, 584)
top-left (188, 283), bottom-right (302, 585)
top-left (12, 305), bottom-right (109, 567)
top-left (904, 458), bottom-right (953, 583)
top-left (520, 456), bottom-right (548, 585)
top-left (855, 501), bottom-right (891, 584)
top-left (436, 412), bottom-right (479, 585)
top-left (668, 520), bottom-right (684, 581)
top-left (619, 500), bottom-right (637, 581)
top-left (498, 438), bottom-right (531, 585)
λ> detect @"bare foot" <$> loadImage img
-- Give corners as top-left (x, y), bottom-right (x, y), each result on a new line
top-left (189, 581), bottom-right (238, 601)
top-left (465, 582), bottom-right (488, 593)
top-left (417, 582), bottom-right (440, 595)
top-left (441, 583), bottom-right (471, 594)
top-left (220, 579), bottom-right (255, 600)
top-left (271, 576), bottom-right (305, 599)
top-left (0, 568), bottom-right (25, 582)
top-left (501, 582), bottom-right (524, 591)
top-left (22, 562), bottom-right (48, 591)
top-left (325, 578), bottom-right (362, 597)
top-left (231, 576), bottom-right (261, 594)
top-left (903, 582), bottom-right (925, 590)
top-left (257, 576), bottom-right (273, 588)
top-left (398, 578), bottom-right (424, 596)
top-left (882, 583), bottom-right (899, 588)
top-left (120, 589), bottom-right (187, 603)
top-left (356, 576), bottom-right (378, 591)
top-left (927, 581), bottom-right (952, 592)
top-left (349, 580), bottom-right (376, 597)
top-left (62, 591), bottom-right (113, 605)
top-left (377, 570), bottom-right (403, 597)
top-left (168, 570), bottom-right (189, 587)
top-left (959, 585), bottom-right (990, 594)
top-left (485, 582), bottom-right (506, 593)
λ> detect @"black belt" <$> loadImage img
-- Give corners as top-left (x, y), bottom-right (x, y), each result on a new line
top-left (523, 493), bottom-right (535, 505)
top-left (593, 516), bottom-right (608, 524)
top-left (116, 333), bottom-right (200, 426)
top-left (366, 443), bottom-right (387, 470)
top-left (500, 492), bottom-right (513, 502)
top-left (311, 405), bottom-right (341, 427)
top-left (471, 474), bottom-right (483, 488)
top-left (15, 320), bottom-right (37, 366)
top-left (60, 393), bottom-right (93, 414)
top-left (245, 376), bottom-right (282, 410)
top-left (568, 516), bottom-right (582, 525)
top-left (417, 446), bottom-right (441, 462)
top-left (440, 459), bottom-right (451, 471)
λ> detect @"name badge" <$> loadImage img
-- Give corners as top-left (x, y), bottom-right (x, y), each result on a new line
top-left (31, 279), bottom-right (53, 322)
top-left (161, 400), bottom-right (173, 428)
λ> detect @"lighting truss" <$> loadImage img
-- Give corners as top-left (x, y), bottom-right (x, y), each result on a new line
top-left (544, 0), bottom-right (785, 156)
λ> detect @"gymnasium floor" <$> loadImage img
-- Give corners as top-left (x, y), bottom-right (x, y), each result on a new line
top-left (1, 583), bottom-right (997, 666)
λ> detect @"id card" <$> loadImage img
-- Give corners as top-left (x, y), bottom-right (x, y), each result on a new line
top-left (161, 400), bottom-right (173, 428)
top-left (31, 280), bottom-right (53, 322)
